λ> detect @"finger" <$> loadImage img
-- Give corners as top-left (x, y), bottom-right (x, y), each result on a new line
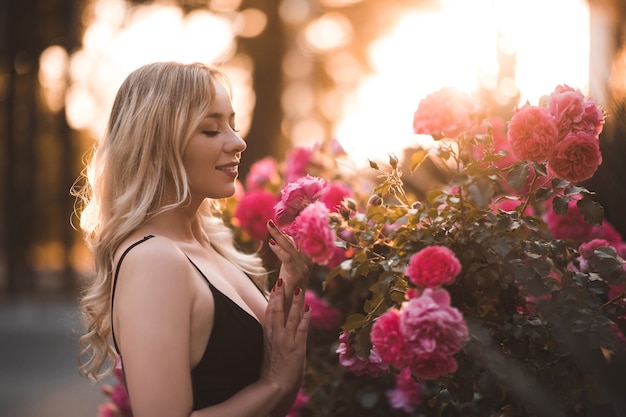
top-left (295, 304), bottom-right (311, 345)
top-left (268, 238), bottom-right (311, 273)
top-left (285, 286), bottom-right (304, 333)
top-left (265, 278), bottom-right (285, 331)
top-left (267, 219), bottom-right (295, 246)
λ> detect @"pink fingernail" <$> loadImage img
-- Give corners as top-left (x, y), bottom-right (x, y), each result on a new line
top-left (305, 304), bottom-right (310, 312)
top-left (277, 278), bottom-right (283, 287)
top-left (294, 287), bottom-right (301, 296)
top-left (269, 238), bottom-right (277, 246)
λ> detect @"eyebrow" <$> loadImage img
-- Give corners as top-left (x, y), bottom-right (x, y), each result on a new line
top-left (206, 112), bottom-right (235, 119)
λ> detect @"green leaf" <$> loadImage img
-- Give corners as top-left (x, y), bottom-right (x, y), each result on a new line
top-left (507, 163), bottom-right (530, 191)
top-left (342, 313), bottom-right (369, 331)
top-left (366, 205), bottom-right (387, 224)
top-left (535, 187), bottom-right (552, 202)
top-left (532, 162), bottom-right (548, 176)
top-left (467, 178), bottom-right (495, 209)
top-left (409, 149), bottom-right (428, 172)
top-left (551, 178), bottom-right (569, 189)
top-left (577, 197), bottom-right (604, 226)
top-left (564, 185), bottom-right (585, 196)
top-left (594, 246), bottom-right (617, 258)
top-left (552, 195), bottom-right (569, 216)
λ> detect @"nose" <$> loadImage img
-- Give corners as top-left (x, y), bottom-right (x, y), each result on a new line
top-left (227, 129), bottom-right (247, 154)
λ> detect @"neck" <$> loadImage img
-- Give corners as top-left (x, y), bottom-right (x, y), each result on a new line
top-left (144, 203), bottom-right (209, 244)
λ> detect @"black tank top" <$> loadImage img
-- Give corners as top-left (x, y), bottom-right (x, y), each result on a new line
top-left (111, 235), bottom-right (265, 410)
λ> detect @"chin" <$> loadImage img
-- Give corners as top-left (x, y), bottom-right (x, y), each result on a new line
top-left (212, 185), bottom-right (237, 200)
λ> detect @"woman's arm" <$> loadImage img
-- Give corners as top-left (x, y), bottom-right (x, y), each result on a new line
top-left (113, 240), bottom-right (197, 417)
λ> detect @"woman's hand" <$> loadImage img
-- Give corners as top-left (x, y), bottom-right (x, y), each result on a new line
top-left (266, 220), bottom-right (313, 291)
top-left (260, 278), bottom-right (310, 397)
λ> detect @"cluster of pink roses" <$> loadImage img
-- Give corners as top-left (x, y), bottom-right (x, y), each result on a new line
top-left (507, 85), bottom-right (604, 183)
top-left (545, 199), bottom-right (625, 251)
top-left (370, 246), bottom-right (469, 381)
top-left (371, 287), bottom-right (469, 380)
top-left (413, 85), bottom-right (605, 184)
top-left (273, 175), bottom-right (350, 265)
top-left (233, 146), bottom-right (353, 267)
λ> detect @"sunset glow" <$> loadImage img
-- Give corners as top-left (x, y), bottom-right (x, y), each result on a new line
top-left (334, 0), bottom-right (590, 165)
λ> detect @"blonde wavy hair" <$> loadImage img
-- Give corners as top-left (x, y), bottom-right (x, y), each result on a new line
top-left (73, 61), bottom-right (266, 381)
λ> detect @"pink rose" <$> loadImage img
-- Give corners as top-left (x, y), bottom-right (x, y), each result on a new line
top-left (326, 245), bottom-right (347, 269)
top-left (274, 175), bottom-right (329, 231)
top-left (405, 246), bottom-right (462, 288)
top-left (304, 291), bottom-right (342, 330)
top-left (578, 239), bottom-right (612, 261)
top-left (97, 404), bottom-right (119, 417)
top-left (597, 222), bottom-right (624, 246)
top-left (286, 389), bottom-right (309, 417)
top-left (609, 282), bottom-right (625, 301)
top-left (385, 367), bottom-right (423, 412)
top-left (577, 238), bottom-right (612, 273)
top-left (575, 97), bottom-right (605, 136)
top-left (545, 200), bottom-right (622, 246)
top-left (285, 146), bottom-right (315, 183)
top-left (494, 198), bottom-right (534, 216)
top-left (407, 351), bottom-right (459, 380)
top-left (548, 85), bottom-right (585, 139)
top-left (400, 288), bottom-right (469, 358)
top-left (320, 181), bottom-right (352, 213)
top-left (336, 331), bottom-right (389, 377)
top-left (413, 87), bottom-right (477, 139)
top-left (245, 156), bottom-right (281, 191)
top-left (234, 190), bottom-right (279, 241)
top-left (507, 104), bottom-right (559, 162)
top-left (545, 200), bottom-right (593, 244)
top-left (111, 383), bottom-right (132, 416)
top-left (370, 308), bottom-right (409, 369)
top-left (292, 201), bottom-right (335, 265)
top-left (548, 131), bottom-right (602, 183)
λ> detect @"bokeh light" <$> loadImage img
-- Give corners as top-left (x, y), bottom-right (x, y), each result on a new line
top-left (66, 0), bottom-right (247, 138)
top-left (66, 0), bottom-right (590, 167)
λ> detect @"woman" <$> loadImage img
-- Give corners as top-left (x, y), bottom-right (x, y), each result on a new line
top-left (74, 61), bottom-right (312, 416)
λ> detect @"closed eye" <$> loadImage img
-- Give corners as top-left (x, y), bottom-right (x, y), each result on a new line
top-left (202, 130), bottom-right (220, 137)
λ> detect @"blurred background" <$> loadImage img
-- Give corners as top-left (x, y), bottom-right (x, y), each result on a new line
top-left (1, 0), bottom-right (626, 415)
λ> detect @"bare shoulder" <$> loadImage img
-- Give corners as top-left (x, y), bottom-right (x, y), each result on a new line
top-left (113, 235), bottom-right (195, 296)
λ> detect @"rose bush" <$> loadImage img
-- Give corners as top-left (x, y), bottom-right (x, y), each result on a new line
top-left (235, 84), bottom-right (623, 417)
top-left (96, 86), bottom-right (626, 417)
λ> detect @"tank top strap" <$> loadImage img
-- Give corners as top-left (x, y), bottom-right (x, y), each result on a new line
top-left (110, 234), bottom-right (156, 353)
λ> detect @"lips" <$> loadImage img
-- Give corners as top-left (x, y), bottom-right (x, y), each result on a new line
top-left (216, 161), bottom-right (239, 175)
